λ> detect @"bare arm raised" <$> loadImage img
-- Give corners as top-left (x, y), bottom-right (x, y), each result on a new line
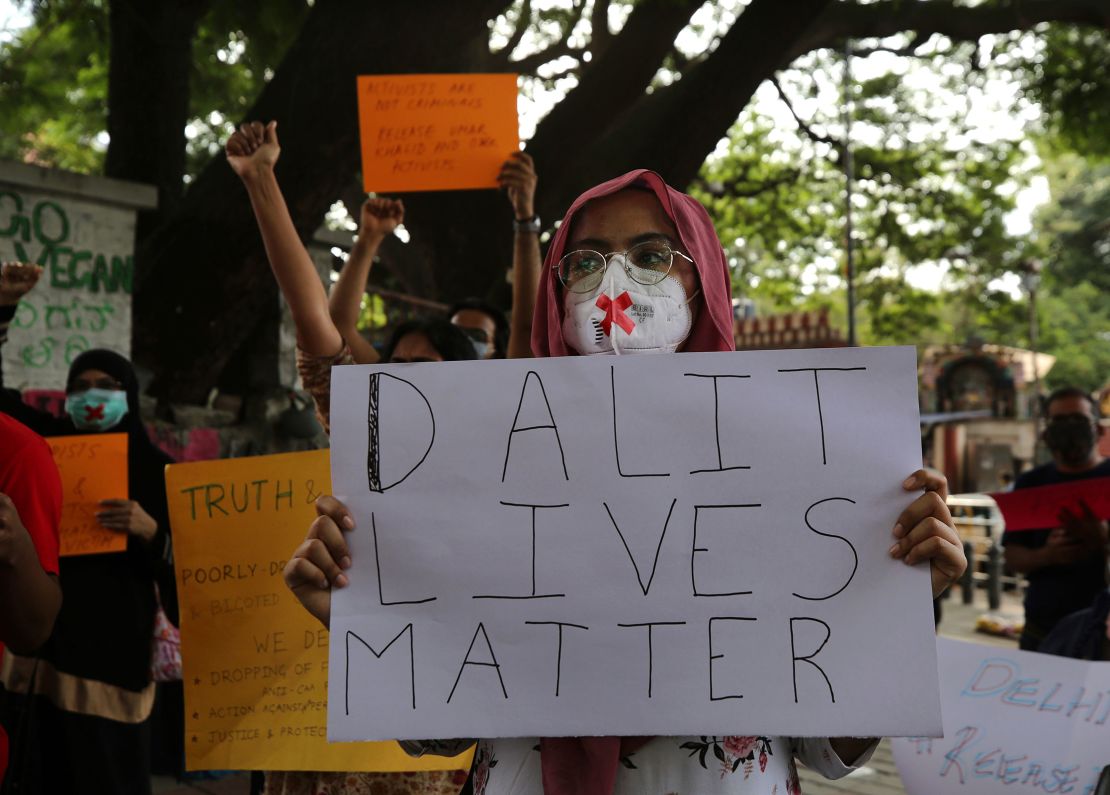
top-left (227, 121), bottom-right (341, 357)
top-left (499, 151), bottom-right (540, 359)
top-left (328, 199), bottom-right (405, 365)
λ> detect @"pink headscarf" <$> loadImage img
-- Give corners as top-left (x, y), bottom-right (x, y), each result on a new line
top-left (531, 169), bottom-right (735, 357)
top-left (533, 172), bottom-right (733, 793)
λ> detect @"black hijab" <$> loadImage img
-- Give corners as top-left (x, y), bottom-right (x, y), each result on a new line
top-left (39, 350), bottom-right (176, 690)
top-left (66, 349), bottom-right (173, 525)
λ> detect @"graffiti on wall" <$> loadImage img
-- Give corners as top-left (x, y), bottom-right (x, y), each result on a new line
top-left (0, 188), bottom-right (134, 388)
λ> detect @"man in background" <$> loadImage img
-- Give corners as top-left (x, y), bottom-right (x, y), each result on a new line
top-left (1003, 387), bottom-right (1110, 651)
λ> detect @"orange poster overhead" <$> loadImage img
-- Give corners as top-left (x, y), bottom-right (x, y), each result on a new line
top-left (357, 73), bottom-right (519, 193)
top-left (166, 450), bottom-right (473, 773)
top-left (47, 433), bottom-right (129, 557)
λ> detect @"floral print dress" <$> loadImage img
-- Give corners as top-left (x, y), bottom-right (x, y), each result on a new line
top-left (410, 736), bottom-right (874, 795)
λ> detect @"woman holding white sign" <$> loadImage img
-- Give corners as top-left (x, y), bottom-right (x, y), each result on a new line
top-left (284, 172), bottom-right (966, 795)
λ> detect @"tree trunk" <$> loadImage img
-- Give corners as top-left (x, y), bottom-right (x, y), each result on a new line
top-left (133, 0), bottom-right (507, 402)
top-left (105, 0), bottom-right (208, 241)
top-left (526, 0), bottom-right (703, 178)
top-left (535, 0), bottom-right (835, 219)
top-left (393, 0), bottom-right (734, 309)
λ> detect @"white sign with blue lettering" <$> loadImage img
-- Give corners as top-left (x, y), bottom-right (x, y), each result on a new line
top-left (893, 637), bottom-right (1110, 793)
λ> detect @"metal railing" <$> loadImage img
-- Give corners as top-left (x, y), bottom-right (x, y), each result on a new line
top-left (946, 493), bottom-right (1026, 610)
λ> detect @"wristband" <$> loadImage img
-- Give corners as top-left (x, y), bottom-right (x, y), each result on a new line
top-left (513, 215), bottom-right (541, 234)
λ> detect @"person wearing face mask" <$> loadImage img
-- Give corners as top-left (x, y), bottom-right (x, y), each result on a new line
top-left (1002, 386), bottom-right (1110, 652)
top-left (449, 299), bottom-right (510, 360)
top-left (301, 317), bottom-right (477, 436)
top-left (0, 261), bottom-right (174, 794)
top-left (282, 171), bottom-right (967, 795)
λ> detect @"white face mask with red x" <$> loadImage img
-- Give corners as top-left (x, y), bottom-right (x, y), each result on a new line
top-left (561, 255), bottom-right (699, 355)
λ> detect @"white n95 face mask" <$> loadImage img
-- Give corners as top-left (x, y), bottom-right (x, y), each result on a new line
top-left (561, 255), bottom-right (698, 355)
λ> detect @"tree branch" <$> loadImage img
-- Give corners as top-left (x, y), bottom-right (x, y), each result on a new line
top-left (660, 42), bottom-right (708, 79)
top-left (535, 62), bottom-right (581, 84)
top-left (692, 170), bottom-right (805, 199)
top-left (496, 0), bottom-right (532, 63)
top-left (510, 40), bottom-right (586, 76)
top-left (562, 0), bottom-right (834, 195)
top-left (528, 0), bottom-right (701, 207)
top-left (508, 0), bottom-right (593, 73)
top-left (557, 0), bottom-right (1108, 205)
top-left (133, 0), bottom-right (508, 400)
top-left (590, 0), bottom-right (612, 55)
top-left (770, 74), bottom-right (839, 147)
top-left (850, 31), bottom-right (933, 59)
top-left (788, 0), bottom-right (1110, 64)
top-left (0, 2), bottom-right (88, 76)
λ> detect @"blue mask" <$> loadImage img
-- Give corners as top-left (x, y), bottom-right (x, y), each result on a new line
top-left (66, 388), bottom-right (129, 431)
top-left (470, 339), bottom-right (491, 359)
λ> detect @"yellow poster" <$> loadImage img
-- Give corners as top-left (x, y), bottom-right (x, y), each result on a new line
top-left (166, 449), bottom-right (473, 772)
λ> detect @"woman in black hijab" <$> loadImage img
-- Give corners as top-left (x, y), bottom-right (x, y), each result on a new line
top-left (0, 331), bottom-right (173, 794)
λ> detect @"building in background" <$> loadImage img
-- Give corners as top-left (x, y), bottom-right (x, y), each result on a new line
top-left (733, 306), bottom-right (846, 351)
top-left (921, 343), bottom-right (1055, 493)
top-left (732, 304), bottom-right (1061, 495)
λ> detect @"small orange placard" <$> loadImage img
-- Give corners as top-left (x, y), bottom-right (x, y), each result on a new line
top-left (47, 433), bottom-right (129, 557)
top-left (357, 73), bottom-right (519, 193)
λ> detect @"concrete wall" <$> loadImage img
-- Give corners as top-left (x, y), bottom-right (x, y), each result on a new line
top-left (0, 161), bottom-right (351, 458)
top-left (0, 161), bottom-right (156, 390)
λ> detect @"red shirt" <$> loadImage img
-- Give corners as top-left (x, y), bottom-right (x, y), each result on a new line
top-left (0, 413), bottom-right (62, 782)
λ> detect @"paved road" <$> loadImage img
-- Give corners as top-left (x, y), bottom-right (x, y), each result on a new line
top-left (156, 587), bottom-right (1024, 795)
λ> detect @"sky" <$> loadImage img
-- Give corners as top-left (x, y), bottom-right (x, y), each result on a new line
top-left (0, 0), bottom-right (28, 43)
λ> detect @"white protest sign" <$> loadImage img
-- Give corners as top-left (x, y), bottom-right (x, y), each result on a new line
top-left (327, 346), bottom-right (941, 741)
top-left (893, 637), bottom-right (1110, 794)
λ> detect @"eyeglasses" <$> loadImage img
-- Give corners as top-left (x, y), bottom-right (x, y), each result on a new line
top-left (556, 240), bottom-right (694, 294)
top-left (67, 377), bottom-right (124, 394)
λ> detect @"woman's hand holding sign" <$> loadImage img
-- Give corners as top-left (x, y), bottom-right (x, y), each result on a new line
top-left (96, 498), bottom-right (158, 542)
top-left (888, 468), bottom-right (967, 599)
top-left (283, 495), bottom-right (355, 628)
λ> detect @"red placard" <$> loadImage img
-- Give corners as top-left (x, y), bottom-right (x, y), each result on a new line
top-left (991, 477), bottom-right (1110, 532)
